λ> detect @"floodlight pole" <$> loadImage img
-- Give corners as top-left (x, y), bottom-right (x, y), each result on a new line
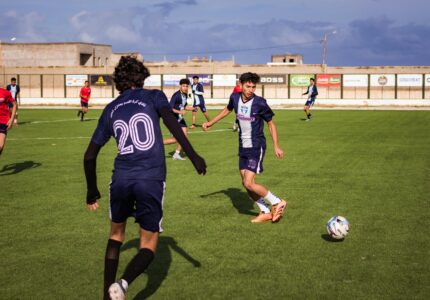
top-left (322, 33), bottom-right (327, 66)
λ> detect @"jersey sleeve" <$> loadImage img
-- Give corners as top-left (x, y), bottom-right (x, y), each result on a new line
top-left (260, 100), bottom-right (275, 122)
top-left (169, 92), bottom-right (179, 110)
top-left (227, 94), bottom-right (235, 111)
top-left (91, 108), bottom-right (112, 146)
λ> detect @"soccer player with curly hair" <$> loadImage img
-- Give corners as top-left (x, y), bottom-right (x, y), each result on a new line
top-left (83, 56), bottom-right (206, 299)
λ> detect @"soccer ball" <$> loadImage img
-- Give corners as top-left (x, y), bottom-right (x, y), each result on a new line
top-left (326, 216), bottom-right (349, 240)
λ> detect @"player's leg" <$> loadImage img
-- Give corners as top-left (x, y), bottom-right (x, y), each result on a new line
top-left (82, 105), bottom-right (88, 121)
top-left (240, 169), bottom-right (271, 222)
top-left (173, 127), bottom-right (187, 160)
top-left (109, 180), bottom-right (165, 299)
top-left (13, 103), bottom-right (18, 125)
top-left (105, 177), bottom-right (134, 299)
top-left (200, 103), bottom-right (211, 122)
top-left (190, 107), bottom-right (198, 128)
top-left (0, 130), bottom-right (7, 156)
top-left (104, 221), bottom-right (126, 300)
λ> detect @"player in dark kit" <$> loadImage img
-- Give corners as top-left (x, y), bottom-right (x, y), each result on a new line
top-left (83, 56), bottom-right (206, 300)
top-left (163, 78), bottom-right (198, 160)
top-left (203, 72), bottom-right (287, 223)
top-left (302, 78), bottom-right (318, 121)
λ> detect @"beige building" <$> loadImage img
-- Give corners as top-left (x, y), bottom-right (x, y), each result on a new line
top-left (0, 42), bottom-right (429, 102)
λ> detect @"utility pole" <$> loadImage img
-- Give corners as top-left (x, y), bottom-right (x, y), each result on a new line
top-left (322, 33), bottom-right (327, 66)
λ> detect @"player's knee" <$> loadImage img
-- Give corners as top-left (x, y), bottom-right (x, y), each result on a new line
top-left (242, 179), bottom-right (254, 191)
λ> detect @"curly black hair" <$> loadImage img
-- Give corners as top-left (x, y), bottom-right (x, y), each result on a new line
top-left (179, 78), bottom-right (191, 85)
top-left (239, 72), bottom-right (260, 84)
top-left (113, 56), bottom-right (150, 93)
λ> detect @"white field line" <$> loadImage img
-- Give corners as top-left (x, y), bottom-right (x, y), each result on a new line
top-left (8, 128), bottom-right (233, 141)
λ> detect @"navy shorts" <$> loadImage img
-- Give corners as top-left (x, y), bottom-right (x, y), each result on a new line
top-left (193, 100), bottom-right (207, 113)
top-left (239, 147), bottom-right (266, 174)
top-left (305, 98), bottom-right (315, 107)
top-left (109, 176), bottom-right (166, 232)
top-left (178, 118), bottom-right (187, 128)
top-left (81, 101), bottom-right (89, 108)
top-left (0, 123), bottom-right (8, 135)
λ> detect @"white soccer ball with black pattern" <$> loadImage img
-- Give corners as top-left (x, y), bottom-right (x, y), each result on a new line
top-left (326, 216), bottom-right (349, 240)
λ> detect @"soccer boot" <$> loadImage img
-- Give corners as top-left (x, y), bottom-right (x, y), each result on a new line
top-left (108, 281), bottom-right (126, 300)
top-left (172, 152), bottom-right (186, 161)
top-left (271, 200), bottom-right (288, 223)
top-left (251, 212), bottom-right (273, 223)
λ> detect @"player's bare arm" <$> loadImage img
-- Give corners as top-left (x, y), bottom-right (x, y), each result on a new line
top-left (267, 120), bottom-right (284, 159)
top-left (202, 106), bottom-right (231, 130)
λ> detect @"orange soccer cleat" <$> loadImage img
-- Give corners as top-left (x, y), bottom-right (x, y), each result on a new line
top-left (271, 200), bottom-right (288, 223)
top-left (251, 212), bottom-right (273, 223)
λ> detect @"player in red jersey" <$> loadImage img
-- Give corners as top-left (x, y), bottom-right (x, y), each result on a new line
top-left (0, 87), bottom-right (17, 156)
top-left (78, 80), bottom-right (91, 121)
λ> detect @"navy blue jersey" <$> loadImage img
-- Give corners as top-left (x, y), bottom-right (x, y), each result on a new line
top-left (170, 90), bottom-right (188, 122)
top-left (227, 93), bottom-right (274, 150)
top-left (191, 82), bottom-right (204, 105)
top-left (91, 88), bottom-right (170, 180)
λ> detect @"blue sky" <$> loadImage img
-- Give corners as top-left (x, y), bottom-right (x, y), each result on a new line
top-left (0, 0), bottom-right (429, 66)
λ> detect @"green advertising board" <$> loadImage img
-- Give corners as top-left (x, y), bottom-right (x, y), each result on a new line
top-left (290, 74), bottom-right (315, 87)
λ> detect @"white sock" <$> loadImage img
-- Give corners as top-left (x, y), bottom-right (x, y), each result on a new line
top-left (256, 198), bottom-right (270, 214)
top-left (175, 150), bottom-right (180, 154)
top-left (264, 191), bottom-right (281, 206)
top-left (120, 279), bottom-right (128, 291)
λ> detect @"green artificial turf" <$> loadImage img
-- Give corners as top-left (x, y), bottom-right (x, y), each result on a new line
top-left (1, 108), bottom-right (429, 299)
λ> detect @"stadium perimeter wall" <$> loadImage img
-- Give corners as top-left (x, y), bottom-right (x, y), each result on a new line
top-left (2, 63), bottom-right (430, 108)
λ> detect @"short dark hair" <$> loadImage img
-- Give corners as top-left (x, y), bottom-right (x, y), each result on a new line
top-left (180, 78), bottom-right (190, 85)
top-left (310, 78), bottom-right (315, 82)
top-left (113, 56), bottom-right (150, 93)
top-left (84, 80), bottom-right (89, 84)
top-left (239, 72), bottom-right (260, 84)
top-left (192, 76), bottom-right (199, 79)
top-left (11, 77), bottom-right (16, 82)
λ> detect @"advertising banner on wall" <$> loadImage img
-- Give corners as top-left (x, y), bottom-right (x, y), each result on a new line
top-left (260, 74), bottom-right (287, 85)
top-left (144, 75), bottom-right (162, 87)
top-left (316, 74), bottom-right (341, 87)
top-left (90, 75), bottom-right (113, 86)
top-left (163, 74), bottom-right (186, 86)
top-left (212, 74), bottom-right (237, 87)
top-left (186, 74), bottom-right (211, 86)
top-left (66, 75), bottom-right (88, 87)
top-left (290, 74), bottom-right (314, 87)
top-left (425, 74), bottom-right (430, 87)
top-left (397, 74), bottom-right (423, 87)
top-left (370, 74), bottom-right (396, 87)
top-left (343, 75), bottom-right (368, 87)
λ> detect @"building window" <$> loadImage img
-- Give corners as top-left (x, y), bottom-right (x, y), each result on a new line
top-left (80, 53), bottom-right (92, 66)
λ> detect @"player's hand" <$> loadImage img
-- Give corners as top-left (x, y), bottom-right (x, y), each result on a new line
top-left (191, 154), bottom-right (207, 175)
top-left (180, 110), bottom-right (187, 115)
top-left (202, 122), bottom-right (211, 131)
top-left (87, 200), bottom-right (100, 211)
top-left (274, 146), bottom-right (284, 159)
top-left (192, 108), bottom-right (198, 112)
top-left (7, 119), bottom-right (13, 129)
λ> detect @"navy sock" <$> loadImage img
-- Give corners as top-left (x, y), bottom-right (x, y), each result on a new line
top-left (104, 239), bottom-right (122, 300)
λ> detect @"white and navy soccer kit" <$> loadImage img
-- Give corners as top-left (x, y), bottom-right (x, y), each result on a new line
top-left (227, 93), bottom-right (274, 174)
top-left (305, 84), bottom-right (318, 106)
top-left (91, 88), bottom-right (171, 232)
top-left (191, 82), bottom-right (206, 112)
top-left (170, 90), bottom-right (188, 128)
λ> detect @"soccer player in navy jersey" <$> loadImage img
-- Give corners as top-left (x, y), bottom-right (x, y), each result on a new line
top-left (190, 76), bottom-right (210, 128)
top-left (83, 56), bottom-right (206, 300)
top-left (163, 78), bottom-right (198, 160)
top-left (203, 72), bottom-right (287, 223)
top-left (302, 78), bottom-right (318, 121)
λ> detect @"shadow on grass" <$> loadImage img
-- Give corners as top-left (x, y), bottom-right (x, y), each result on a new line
top-left (0, 160), bottom-right (41, 176)
top-left (122, 236), bottom-right (201, 300)
top-left (321, 234), bottom-right (345, 243)
top-left (200, 188), bottom-right (258, 216)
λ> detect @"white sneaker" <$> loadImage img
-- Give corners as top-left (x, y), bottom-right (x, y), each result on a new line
top-left (108, 282), bottom-right (126, 300)
top-left (173, 153), bottom-right (186, 160)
